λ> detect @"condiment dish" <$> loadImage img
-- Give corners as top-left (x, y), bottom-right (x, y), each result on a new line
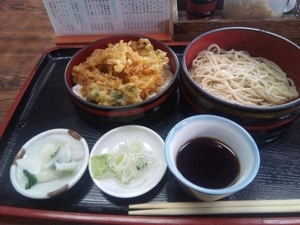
top-left (89, 125), bottom-right (166, 198)
top-left (10, 129), bottom-right (89, 199)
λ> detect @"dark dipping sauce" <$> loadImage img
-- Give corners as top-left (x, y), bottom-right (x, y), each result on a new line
top-left (176, 137), bottom-right (240, 189)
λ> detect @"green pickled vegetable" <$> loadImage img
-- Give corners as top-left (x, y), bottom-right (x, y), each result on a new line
top-left (23, 170), bottom-right (38, 190)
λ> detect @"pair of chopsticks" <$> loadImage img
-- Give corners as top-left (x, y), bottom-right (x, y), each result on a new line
top-left (128, 199), bottom-right (300, 215)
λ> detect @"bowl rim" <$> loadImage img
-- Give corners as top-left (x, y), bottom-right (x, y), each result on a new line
top-left (164, 114), bottom-right (260, 195)
top-left (182, 26), bottom-right (300, 112)
top-left (64, 34), bottom-right (180, 111)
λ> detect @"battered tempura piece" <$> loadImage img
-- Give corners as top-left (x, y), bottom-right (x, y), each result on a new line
top-left (71, 38), bottom-right (172, 106)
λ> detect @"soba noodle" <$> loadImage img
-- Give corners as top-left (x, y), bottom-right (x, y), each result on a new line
top-left (188, 44), bottom-right (299, 106)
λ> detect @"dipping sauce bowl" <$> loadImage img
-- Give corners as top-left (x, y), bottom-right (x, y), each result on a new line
top-left (164, 115), bottom-right (260, 201)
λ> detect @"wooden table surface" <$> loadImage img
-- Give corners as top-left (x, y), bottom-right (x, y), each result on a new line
top-left (1, 1), bottom-right (300, 225)
top-left (0, 0), bottom-right (55, 131)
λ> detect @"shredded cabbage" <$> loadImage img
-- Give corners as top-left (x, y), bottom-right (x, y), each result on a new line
top-left (91, 140), bottom-right (158, 184)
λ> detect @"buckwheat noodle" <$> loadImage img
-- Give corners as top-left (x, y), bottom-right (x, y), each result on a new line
top-left (189, 44), bottom-right (299, 106)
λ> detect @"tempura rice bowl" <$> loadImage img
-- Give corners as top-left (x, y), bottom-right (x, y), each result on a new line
top-left (65, 35), bottom-right (179, 121)
top-left (181, 27), bottom-right (300, 143)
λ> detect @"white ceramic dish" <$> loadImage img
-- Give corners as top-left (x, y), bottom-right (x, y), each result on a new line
top-left (10, 129), bottom-right (89, 199)
top-left (89, 125), bottom-right (166, 198)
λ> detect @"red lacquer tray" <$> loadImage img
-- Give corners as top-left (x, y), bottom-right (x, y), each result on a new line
top-left (1, 47), bottom-right (300, 224)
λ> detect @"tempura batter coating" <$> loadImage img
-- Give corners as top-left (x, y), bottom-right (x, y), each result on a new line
top-left (72, 38), bottom-right (172, 106)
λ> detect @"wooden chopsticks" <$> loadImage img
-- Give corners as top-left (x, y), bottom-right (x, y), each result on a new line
top-left (128, 199), bottom-right (300, 215)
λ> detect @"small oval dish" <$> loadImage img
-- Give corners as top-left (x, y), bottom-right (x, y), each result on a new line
top-left (89, 125), bottom-right (166, 198)
top-left (10, 129), bottom-right (89, 199)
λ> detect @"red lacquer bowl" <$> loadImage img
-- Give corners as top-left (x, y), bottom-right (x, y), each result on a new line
top-left (65, 35), bottom-right (179, 122)
top-left (181, 27), bottom-right (300, 143)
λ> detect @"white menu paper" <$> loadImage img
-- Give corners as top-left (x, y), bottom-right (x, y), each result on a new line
top-left (43, 0), bottom-right (174, 36)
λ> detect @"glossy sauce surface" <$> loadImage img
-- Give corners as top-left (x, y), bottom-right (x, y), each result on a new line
top-left (176, 137), bottom-right (240, 189)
